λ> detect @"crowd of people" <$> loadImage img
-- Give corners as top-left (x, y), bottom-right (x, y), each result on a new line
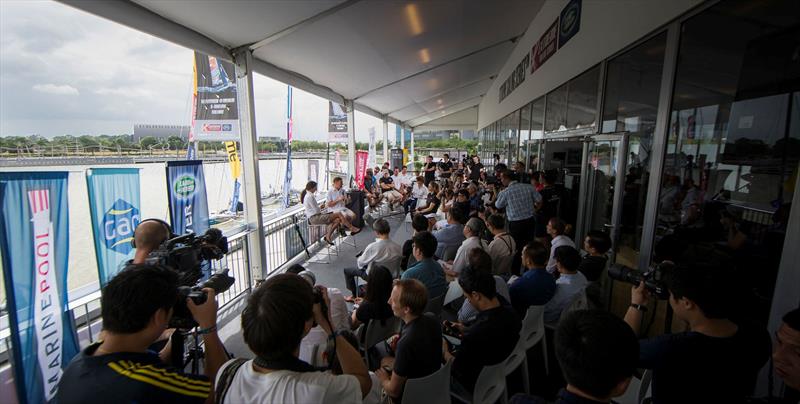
top-left (55, 154), bottom-right (799, 404)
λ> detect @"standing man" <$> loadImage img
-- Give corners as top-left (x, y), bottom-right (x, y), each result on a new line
top-left (468, 155), bottom-right (483, 182)
top-left (439, 153), bottom-right (454, 180)
top-left (494, 170), bottom-right (542, 275)
top-left (424, 155), bottom-right (437, 185)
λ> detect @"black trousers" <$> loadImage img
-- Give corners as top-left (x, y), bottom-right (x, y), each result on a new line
top-left (403, 198), bottom-right (418, 214)
top-left (343, 266), bottom-right (368, 296)
top-left (508, 216), bottom-right (536, 276)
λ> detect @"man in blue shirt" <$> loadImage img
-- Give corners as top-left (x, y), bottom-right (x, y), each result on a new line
top-left (432, 206), bottom-right (467, 259)
top-left (509, 240), bottom-right (556, 316)
top-left (494, 170), bottom-right (542, 275)
top-left (402, 231), bottom-right (448, 298)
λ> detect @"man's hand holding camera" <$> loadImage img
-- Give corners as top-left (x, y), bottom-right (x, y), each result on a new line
top-left (313, 285), bottom-right (333, 335)
top-left (186, 288), bottom-right (218, 330)
top-left (625, 281), bottom-right (651, 335)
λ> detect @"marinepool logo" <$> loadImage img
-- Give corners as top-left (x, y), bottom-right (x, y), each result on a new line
top-left (174, 174), bottom-right (197, 199)
top-left (103, 199), bottom-right (140, 254)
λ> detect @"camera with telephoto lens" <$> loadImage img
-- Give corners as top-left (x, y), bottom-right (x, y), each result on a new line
top-left (146, 228), bottom-right (235, 328)
top-left (607, 261), bottom-right (674, 300)
top-left (312, 287), bottom-right (329, 320)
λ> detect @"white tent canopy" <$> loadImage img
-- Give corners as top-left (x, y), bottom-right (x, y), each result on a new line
top-left (60, 0), bottom-right (544, 130)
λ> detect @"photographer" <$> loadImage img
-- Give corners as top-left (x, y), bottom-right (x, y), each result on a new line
top-left (218, 274), bottom-right (370, 403)
top-left (131, 219), bottom-right (172, 264)
top-left (57, 264), bottom-right (227, 404)
top-left (624, 264), bottom-right (770, 403)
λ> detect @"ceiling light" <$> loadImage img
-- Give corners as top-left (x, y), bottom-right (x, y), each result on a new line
top-left (405, 4), bottom-right (424, 36)
top-left (419, 48), bottom-right (430, 64)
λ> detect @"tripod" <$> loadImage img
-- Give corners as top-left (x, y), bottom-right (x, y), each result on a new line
top-left (169, 326), bottom-right (205, 374)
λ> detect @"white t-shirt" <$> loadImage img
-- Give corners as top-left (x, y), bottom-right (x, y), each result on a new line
top-left (326, 188), bottom-right (348, 212)
top-left (303, 192), bottom-right (322, 218)
top-left (216, 359), bottom-right (363, 404)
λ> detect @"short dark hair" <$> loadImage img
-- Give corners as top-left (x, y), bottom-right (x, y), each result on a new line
top-left (549, 217), bottom-right (567, 234)
top-left (487, 214), bottom-right (505, 230)
top-left (285, 264), bottom-right (306, 275)
top-left (784, 308), bottom-right (800, 331)
top-left (543, 169), bottom-right (558, 184)
top-left (101, 264), bottom-right (179, 333)
top-left (556, 310), bottom-right (638, 399)
top-left (524, 240), bottom-right (549, 267)
top-left (457, 189), bottom-right (469, 199)
top-left (411, 214), bottom-right (429, 232)
top-left (395, 279), bottom-right (428, 316)
top-left (365, 265), bottom-right (393, 305)
top-left (373, 218), bottom-right (391, 235)
top-left (458, 264), bottom-right (497, 299)
top-left (585, 230), bottom-right (612, 254)
top-left (500, 170), bottom-right (517, 182)
top-left (333, 177), bottom-right (342, 184)
top-left (467, 248), bottom-right (493, 274)
top-left (242, 274), bottom-right (313, 360)
top-left (449, 206), bottom-right (467, 224)
top-left (666, 264), bottom-right (732, 319)
top-left (555, 246), bottom-right (581, 272)
top-left (416, 175), bottom-right (424, 182)
top-left (412, 231), bottom-right (437, 258)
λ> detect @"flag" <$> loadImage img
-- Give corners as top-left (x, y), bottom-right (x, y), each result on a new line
top-left (166, 160), bottom-right (210, 235)
top-left (0, 172), bottom-right (80, 404)
top-left (85, 168), bottom-right (141, 286)
top-left (355, 150), bottom-right (369, 189)
top-left (282, 85), bottom-right (293, 209)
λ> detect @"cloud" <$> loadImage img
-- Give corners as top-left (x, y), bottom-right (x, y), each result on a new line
top-left (32, 83), bottom-right (80, 95)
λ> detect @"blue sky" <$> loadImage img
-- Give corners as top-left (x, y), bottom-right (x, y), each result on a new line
top-left (0, 0), bottom-right (389, 143)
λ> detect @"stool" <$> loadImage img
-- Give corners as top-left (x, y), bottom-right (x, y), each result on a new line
top-left (307, 221), bottom-right (338, 264)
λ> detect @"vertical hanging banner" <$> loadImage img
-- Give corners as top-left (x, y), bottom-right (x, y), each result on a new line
top-left (328, 101), bottom-right (348, 144)
top-left (0, 172), bottom-right (79, 404)
top-left (355, 150), bottom-right (369, 189)
top-left (335, 149), bottom-right (342, 171)
top-left (308, 160), bottom-right (320, 183)
top-left (225, 141), bottom-right (242, 212)
top-left (166, 161), bottom-right (210, 235)
top-left (282, 86), bottom-right (294, 209)
top-left (193, 51), bottom-right (239, 141)
top-left (85, 168), bottom-right (141, 286)
top-left (368, 127), bottom-right (377, 169)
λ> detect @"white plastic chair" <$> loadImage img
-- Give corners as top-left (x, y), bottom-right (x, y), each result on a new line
top-left (503, 337), bottom-right (530, 397)
top-left (424, 293), bottom-right (445, 318)
top-left (451, 361), bottom-right (508, 404)
top-left (520, 305), bottom-right (549, 376)
top-left (401, 359), bottom-right (452, 404)
top-left (444, 280), bottom-right (463, 306)
top-left (638, 369), bottom-right (653, 404)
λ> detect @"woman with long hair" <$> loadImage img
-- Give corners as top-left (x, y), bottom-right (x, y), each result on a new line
top-left (350, 265), bottom-right (394, 330)
top-left (301, 181), bottom-right (360, 245)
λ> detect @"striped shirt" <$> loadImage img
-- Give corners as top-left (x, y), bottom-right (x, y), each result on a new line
top-left (494, 181), bottom-right (542, 221)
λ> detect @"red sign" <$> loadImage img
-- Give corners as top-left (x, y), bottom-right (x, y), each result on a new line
top-left (531, 20), bottom-right (559, 74)
top-left (355, 150), bottom-right (369, 189)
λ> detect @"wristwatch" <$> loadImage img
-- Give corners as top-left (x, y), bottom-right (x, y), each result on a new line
top-left (630, 303), bottom-right (648, 312)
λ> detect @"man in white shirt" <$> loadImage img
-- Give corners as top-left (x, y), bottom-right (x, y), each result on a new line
top-left (391, 167), bottom-right (403, 192)
top-left (327, 177), bottom-right (355, 221)
top-left (486, 214), bottom-right (515, 276)
top-left (546, 217), bottom-right (575, 273)
top-left (544, 246), bottom-right (587, 324)
top-left (342, 218), bottom-right (402, 300)
top-left (215, 274), bottom-right (371, 404)
top-left (445, 217), bottom-right (489, 277)
top-left (404, 176), bottom-right (429, 215)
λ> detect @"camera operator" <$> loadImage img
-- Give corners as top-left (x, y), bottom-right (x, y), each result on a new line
top-left (623, 264), bottom-right (770, 403)
top-left (57, 264), bottom-right (227, 404)
top-left (131, 219), bottom-right (172, 264)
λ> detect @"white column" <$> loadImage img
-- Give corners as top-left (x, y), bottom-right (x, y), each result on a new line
top-left (232, 49), bottom-right (267, 278)
top-left (346, 100), bottom-right (356, 182)
top-left (382, 116), bottom-right (389, 165)
top-left (400, 127), bottom-right (405, 150)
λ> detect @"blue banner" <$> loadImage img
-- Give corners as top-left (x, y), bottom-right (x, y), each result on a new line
top-left (85, 168), bottom-right (141, 286)
top-left (283, 85), bottom-right (293, 209)
top-left (229, 179), bottom-right (241, 212)
top-left (166, 160), bottom-right (210, 235)
top-left (0, 172), bottom-right (80, 404)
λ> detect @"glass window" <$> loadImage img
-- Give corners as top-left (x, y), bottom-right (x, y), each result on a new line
top-left (529, 97), bottom-right (545, 171)
top-left (545, 83), bottom-right (568, 132)
top-left (519, 103), bottom-right (532, 166)
top-left (656, 0), bottom-right (799, 326)
top-left (567, 65), bottom-right (600, 129)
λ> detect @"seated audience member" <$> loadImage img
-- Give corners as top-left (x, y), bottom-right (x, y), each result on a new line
top-left (456, 248), bottom-right (511, 324)
top-left (546, 217), bottom-right (575, 273)
top-left (216, 274), bottom-right (371, 403)
top-left (486, 214), bottom-right (515, 276)
top-left (432, 206), bottom-right (467, 259)
top-left (509, 241), bottom-right (556, 315)
top-left (350, 265), bottom-right (394, 330)
top-left (579, 230), bottom-right (612, 282)
top-left (57, 264), bottom-right (226, 404)
top-left (444, 264), bottom-right (521, 393)
top-left (343, 218), bottom-right (402, 301)
top-left (376, 279), bottom-right (443, 401)
top-left (774, 308), bottom-right (800, 393)
top-left (510, 310), bottom-right (639, 404)
top-left (624, 265), bottom-right (771, 404)
top-left (416, 182), bottom-right (441, 222)
top-left (446, 217), bottom-right (489, 277)
top-left (402, 231), bottom-right (448, 299)
top-left (379, 170), bottom-right (402, 208)
top-left (402, 214), bottom-right (430, 270)
top-left (543, 246), bottom-right (587, 324)
top-left (404, 176), bottom-right (428, 215)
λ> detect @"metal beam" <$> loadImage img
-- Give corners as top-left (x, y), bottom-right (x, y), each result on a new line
top-left (249, 0), bottom-right (362, 50)
top-left (353, 36), bottom-right (520, 100)
top-left (387, 75), bottom-right (495, 115)
top-left (406, 96), bottom-right (483, 126)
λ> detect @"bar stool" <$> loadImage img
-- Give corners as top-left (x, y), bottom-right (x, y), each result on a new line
top-left (307, 220), bottom-right (338, 264)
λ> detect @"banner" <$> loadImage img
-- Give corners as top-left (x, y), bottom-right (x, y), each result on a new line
top-left (328, 101), bottom-right (348, 144)
top-left (166, 160), bottom-right (210, 235)
top-left (0, 172), bottom-right (80, 404)
top-left (335, 149), bottom-right (341, 171)
top-left (308, 160), bottom-right (319, 183)
top-left (355, 150), bottom-right (369, 189)
top-left (283, 86), bottom-right (294, 209)
top-left (86, 168), bottom-right (141, 286)
top-left (224, 141), bottom-right (241, 179)
top-left (193, 51), bottom-right (239, 141)
top-left (368, 127), bottom-right (377, 169)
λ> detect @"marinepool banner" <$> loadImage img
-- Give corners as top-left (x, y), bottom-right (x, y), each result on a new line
top-left (0, 172), bottom-right (80, 404)
top-left (328, 101), bottom-right (348, 144)
top-left (193, 51), bottom-right (239, 141)
top-left (85, 168), bottom-right (141, 286)
top-left (166, 160), bottom-right (210, 235)
top-left (355, 150), bottom-right (369, 189)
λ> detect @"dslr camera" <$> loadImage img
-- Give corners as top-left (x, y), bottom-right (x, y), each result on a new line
top-left (146, 228), bottom-right (235, 328)
top-left (607, 261), bottom-right (674, 300)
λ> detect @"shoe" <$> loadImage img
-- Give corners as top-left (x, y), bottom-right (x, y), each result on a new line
top-left (350, 227), bottom-right (362, 236)
top-left (338, 227), bottom-right (347, 237)
top-left (323, 237), bottom-right (335, 246)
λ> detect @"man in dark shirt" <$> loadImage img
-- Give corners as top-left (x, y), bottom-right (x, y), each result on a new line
top-left (57, 264), bottom-right (228, 404)
top-left (424, 155), bottom-right (437, 185)
top-left (376, 279), bottom-right (442, 400)
top-left (444, 265), bottom-right (520, 392)
top-left (578, 230), bottom-right (612, 282)
top-left (439, 154), bottom-right (454, 179)
top-left (468, 156), bottom-right (483, 182)
top-left (536, 170), bottom-right (563, 238)
top-left (624, 264), bottom-right (771, 404)
top-left (510, 240), bottom-right (556, 315)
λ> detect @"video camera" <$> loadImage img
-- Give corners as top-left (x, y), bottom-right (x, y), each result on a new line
top-left (607, 261), bottom-right (674, 300)
top-left (146, 228), bottom-right (235, 328)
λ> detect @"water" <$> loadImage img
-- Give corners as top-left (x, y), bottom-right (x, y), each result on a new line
top-left (0, 158), bottom-right (345, 298)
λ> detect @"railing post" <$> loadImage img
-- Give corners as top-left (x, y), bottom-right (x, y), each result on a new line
top-left (233, 48), bottom-right (268, 279)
